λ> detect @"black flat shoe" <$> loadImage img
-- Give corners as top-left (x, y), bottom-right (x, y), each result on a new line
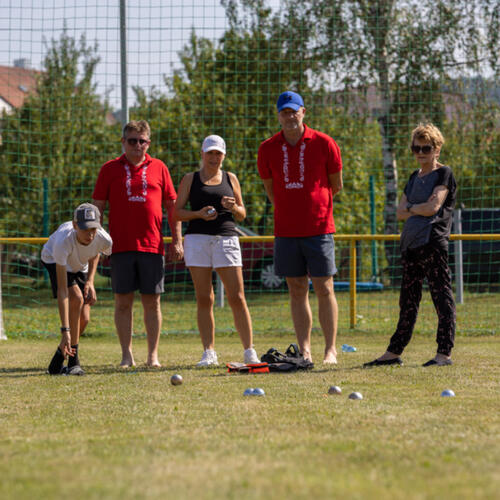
top-left (363, 357), bottom-right (403, 367)
top-left (422, 358), bottom-right (452, 367)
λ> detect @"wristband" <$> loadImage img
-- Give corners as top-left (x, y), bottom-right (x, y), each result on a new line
top-left (60, 327), bottom-right (70, 332)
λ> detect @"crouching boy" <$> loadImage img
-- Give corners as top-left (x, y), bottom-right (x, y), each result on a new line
top-left (41, 203), bottom-right (112, 375)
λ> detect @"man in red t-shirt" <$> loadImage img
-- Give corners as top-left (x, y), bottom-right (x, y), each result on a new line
top-left (93, 120), bottom-right (183, 367)
top-left (258, 91), bottom-right (343, 364)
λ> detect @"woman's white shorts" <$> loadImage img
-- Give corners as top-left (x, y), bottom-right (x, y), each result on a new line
top-left (184, 234), bottom-right (242, 268)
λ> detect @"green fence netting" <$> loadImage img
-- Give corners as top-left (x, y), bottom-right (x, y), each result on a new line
top-left (0, 0), bottom-right (498, 337)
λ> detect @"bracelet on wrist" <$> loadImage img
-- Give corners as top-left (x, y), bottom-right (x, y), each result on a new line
top-left (60, 327), bottom-right (70, 332)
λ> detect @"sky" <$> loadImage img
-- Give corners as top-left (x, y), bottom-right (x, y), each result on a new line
top-left (0, 0), bottom-right (279, 110)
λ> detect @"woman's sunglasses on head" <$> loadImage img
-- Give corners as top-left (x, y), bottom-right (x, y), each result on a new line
top-left (411, 145), bottom-right (433, 154)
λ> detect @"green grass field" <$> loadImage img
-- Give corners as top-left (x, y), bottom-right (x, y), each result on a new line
top-left (1, 291), bottom-right (499, 499)
top-left (3, 283), bottom-right (499, 337)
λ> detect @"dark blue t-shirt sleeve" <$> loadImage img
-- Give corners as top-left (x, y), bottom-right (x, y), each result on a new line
top-left (437, 165), bottom-right (457, 194)
top-left (403, 170), bottom-right (419, 199)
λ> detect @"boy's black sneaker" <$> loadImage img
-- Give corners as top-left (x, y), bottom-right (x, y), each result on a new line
top-left (47, 348), bottom-right (65, 375)
top-left (68, 344), bottom-right (80, 369)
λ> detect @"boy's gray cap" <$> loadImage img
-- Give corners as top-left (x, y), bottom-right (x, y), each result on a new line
top-left (74, 203), bottom-right (101, 230)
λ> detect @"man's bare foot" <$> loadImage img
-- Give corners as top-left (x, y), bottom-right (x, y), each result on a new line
top-left (147, 354), bottom-right (161, 367)
top-left (120, 352), bottom-right (135, 368)
top-left (300, 347), bottom-right (312, 362)
top-left (119, 361), bottom-right (136, 369)
top-left (323, 351), bottom-right (338, 365)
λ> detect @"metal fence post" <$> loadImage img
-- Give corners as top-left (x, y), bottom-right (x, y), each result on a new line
top-left (350, 239), bottom-right (357, 328)
top-left (42, 178), bottom-right (49, 282)
top-left (120, 0), bottom-right (129, 128)
top-left (369, 175), bottom-right (379, 280)
top-left (216, 274), bottom-right (224, 308)
top-left (0, 250), bottom-right (6, 339)
top-left (453, 209), bottom-right (464, 304)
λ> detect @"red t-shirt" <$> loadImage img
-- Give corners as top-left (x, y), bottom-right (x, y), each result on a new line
top-left (92, 154), bottom-right (177, 254)
top-left (258, 125), bottom-right (342, 237)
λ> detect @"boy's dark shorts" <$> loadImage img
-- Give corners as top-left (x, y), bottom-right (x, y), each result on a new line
top-left (274, 234), bottom-right (337, 278)
top-left (110, 251), bottom-right (164, 294)
top-left (42, 261), bottom-right (87, 299)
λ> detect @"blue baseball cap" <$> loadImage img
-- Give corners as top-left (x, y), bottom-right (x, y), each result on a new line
top-left (277, 91), bottom-right (304, 112)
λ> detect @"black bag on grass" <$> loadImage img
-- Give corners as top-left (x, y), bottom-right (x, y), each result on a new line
top-left (260, 343), bottom-right (314, 372)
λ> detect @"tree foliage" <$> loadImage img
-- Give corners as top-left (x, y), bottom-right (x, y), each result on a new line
top-left (0, 31), bottom-right (118, 236)
top-left (131, 18), bottom-right (382, 236)
top-left (131, 1), bottom-right (498, 255)
top-left (0, 4), bottom-right (497, 287)
top-left (220, 0), bottom-right (499, 278)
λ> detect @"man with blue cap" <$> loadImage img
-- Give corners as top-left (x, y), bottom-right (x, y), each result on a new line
top-left (258, 91), bottom-right (343, 364)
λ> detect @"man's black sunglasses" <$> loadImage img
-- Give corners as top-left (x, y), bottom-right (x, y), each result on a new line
top-left (126, 138), bottom-right (150, 146)
top-left (411, 145), bottom-right (433, 154)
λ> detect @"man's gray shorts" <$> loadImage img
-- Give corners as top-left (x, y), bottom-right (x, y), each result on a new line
top-left (274, 234), bottom-right (337, 277)
top-left (110, 251), bottom-right (164, 294)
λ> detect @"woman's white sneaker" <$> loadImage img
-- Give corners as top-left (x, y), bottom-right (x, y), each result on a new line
top-left (197, 349), bottom-right (219, 367)
top-left (243, 348), bottom-right (260, 364)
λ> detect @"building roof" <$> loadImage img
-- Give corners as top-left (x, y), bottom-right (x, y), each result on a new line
top-left (0, 64), bottom-right (39, 109)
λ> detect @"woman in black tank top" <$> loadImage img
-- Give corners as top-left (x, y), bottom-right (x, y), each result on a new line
top-left (174, 135), bottom-right (260, 367)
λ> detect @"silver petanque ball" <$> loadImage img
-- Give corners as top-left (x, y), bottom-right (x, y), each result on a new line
top-left (441, 389), bottom-right (455, 397)
top-left (243, 388), bottom-right (255, 396)
top-left (170, 374), bottom-right (183, 386)
top-left (328, 385), bottom-right (342, 395)
top-left (207, 208), bottom-right (216, 215)
top-left (348, 391), bottom-right (363, 400)
top-left (252, 388), bottom-right (265, 396)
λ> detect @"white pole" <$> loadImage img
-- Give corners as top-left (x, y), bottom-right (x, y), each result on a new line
top-left (120, 0), bottom-right (129, 128)
top-left (453, 209), bottom-right (464, 304)
top-left (216, 274), bottom-right (224, 308)
top-left (0, 250), bottom-right (6, 339)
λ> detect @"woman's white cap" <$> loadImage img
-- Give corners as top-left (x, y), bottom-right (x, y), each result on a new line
top-left (202, 135), bottom-right (226, 154)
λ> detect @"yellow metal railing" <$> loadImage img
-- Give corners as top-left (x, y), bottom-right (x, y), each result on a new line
top-left (2, 234), bottom-right (499, 245)
top-left (1, 234), bottom-right (499, 328)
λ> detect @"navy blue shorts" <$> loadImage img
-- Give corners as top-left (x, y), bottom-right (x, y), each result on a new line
top-left (274, 234), bottom-right (337, 278)
top-left (42, 261), bottom-right (87, 299)
top-left (110, 252), bottom-right (164, 294)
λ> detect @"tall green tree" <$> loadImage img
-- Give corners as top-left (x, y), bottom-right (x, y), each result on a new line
top-left (224, 0), bottom-right (499, 275)
top-left (0, 31), bottom-right (118, 237)
top-left (133, 18), bottom-right (381, 237)
top-left (132, 9), bottom-right (316, 232)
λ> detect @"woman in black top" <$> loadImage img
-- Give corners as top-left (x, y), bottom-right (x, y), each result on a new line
top-left (364, 123), bottom-right (457, 367)
top-left (175, 135), bottom-right (260, 367)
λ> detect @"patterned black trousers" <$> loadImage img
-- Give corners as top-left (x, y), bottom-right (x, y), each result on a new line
top-left (388, 243), bottom-right (456, 357)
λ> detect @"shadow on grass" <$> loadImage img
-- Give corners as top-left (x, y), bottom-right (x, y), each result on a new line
top-left (0, 366), bottom-right (47, 378)
top-left (0, 363), bottom-right (203, 378)
top-left (0, 362), bottom-right (421, 379)
top-left (85, 363), bottom-right (209, 375)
